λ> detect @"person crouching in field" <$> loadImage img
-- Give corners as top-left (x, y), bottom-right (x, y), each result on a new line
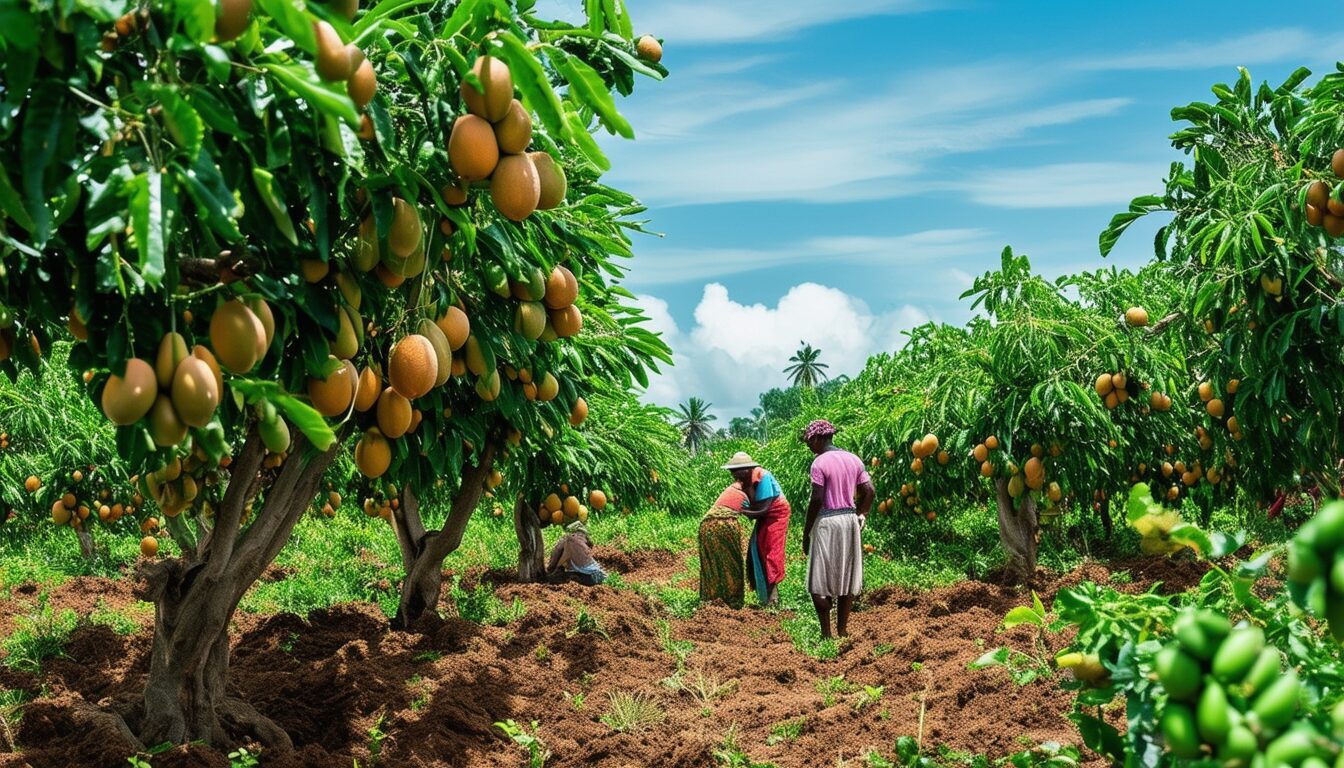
top-left (724, 452), bottom-right (790, 609)
top-left (801, 420), bottom-right (875, 638)
top-left (699, 478), bottom-right (749, 608)
top-left (547, 520), bottom-right (607, 585)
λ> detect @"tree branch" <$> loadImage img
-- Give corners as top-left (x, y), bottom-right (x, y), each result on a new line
top-left (391, 486), bottom-right (427, 574)
top-left (1145, 311), bottom-right (1183, 335)
top-left (198, 428), bottom-right (264, 576)
top-left (419, 445), bottom-right (496, 565)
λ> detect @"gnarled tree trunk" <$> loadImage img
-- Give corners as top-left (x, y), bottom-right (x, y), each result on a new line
top-left (514, 496), bottom-right (545, 582)
top-left (390, 446), bottom-right (495, 629)
top-left (993, 477), bottom-right (1038, 586)
top-left (131, 432), bottom-right (337, 751)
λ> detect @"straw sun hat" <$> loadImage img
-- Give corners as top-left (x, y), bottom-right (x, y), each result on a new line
top-left (721, 451), bottom-right (760, 471)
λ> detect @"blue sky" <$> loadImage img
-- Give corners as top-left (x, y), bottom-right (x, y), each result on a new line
top-left (546, 1), bottom-right (1344, 419)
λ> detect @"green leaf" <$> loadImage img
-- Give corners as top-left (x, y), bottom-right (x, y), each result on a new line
top-left (129, 170), bottom-right (167, 287)
top-left (173, 0), bottom-right (217, 43)
top-left (549, 47), bottom-right (633, 138)
top-left (254, 0), bottom-right (316, 52)
top-left (251, 168), bottom-right (298, 245)
top-left (20, 81), bottom-right (67, 244)
top-left (156, 86), bottom-right (205, 160)
top-left (1003, 606), bottom-right (1045, 629)
top-left (495, 33), bottom-right (567, 141)
top-left (230, 380), bottom-right (338, 450)
top-left (564, 109), bottom-right (610, 171)
top-left (0, 164), bottom-right (34, 232)
top-left (262, 63), bottom-right (360, 127)
top-left (176, 154), bottom-right (242, 242)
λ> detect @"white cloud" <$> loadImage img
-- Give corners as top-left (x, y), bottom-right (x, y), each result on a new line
top-left (631, 0), bottom-right (939, 45)
top-left (1075, 29), bottom-right (1344, 71)
top-left (605, 58), bottom-right (1133, 206)
top-left (626, 228), bottom-right (996, 286)
top-left (634, 283), bottom-right (928, 417)
top-left (947, 161), bottom-right (1163, 209)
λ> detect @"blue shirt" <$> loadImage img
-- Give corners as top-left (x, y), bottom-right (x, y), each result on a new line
top-left (754, 471), bottom-right (781, 504)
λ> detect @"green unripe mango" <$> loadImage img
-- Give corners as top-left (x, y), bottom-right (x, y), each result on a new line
top-left (1218, 725), bottom-right (1258, 768)
top-left (1287, 541), bottom-right (1324, 585)
top-left (1156, 643), bottom-right (1203, 701)
top-left (1176, 608), bottom-right (1230, 660)
top-left (1161, 704), bottom-right (1203, 759)
top-left (1331, 559), bottom-right (1344, 595)
top-left (1265, 728), bottom-right (1321, 768)
top-left (1251, 669), bottom-right (1300, 733)
top-left (1241, 648), bottom-right (1283, 697)
top-left (259, 415), bottom-right (291, 454)
top-left (1303, 757), bottom-right (1331, 768)
top-left (1197, 681), bottom-right (1232, 744)
top-left (1326, 595), bottom-right (1344, 643)
top-left (1313, 502), bottom-right (1344, 552)
top-left (1332, 700), bottom-right (1344, 739)
top-left (1212, 627), bottom-right (1265, 683)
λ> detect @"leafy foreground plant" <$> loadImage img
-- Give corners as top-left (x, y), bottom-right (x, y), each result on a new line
top-left (714, 725), bottom-right (777, 768)
top-left (495, 719), bottom-right (550, 768)
top-left (599, 690), bottom-right (664, 733)
top-left (1038, 486), bottom-right (1344, 768)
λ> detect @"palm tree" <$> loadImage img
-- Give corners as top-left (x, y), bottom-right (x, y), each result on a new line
top-left (783, 342), bottom-right (829, 388)
top-left (750, 407), bottom-right (768, 442)
top-left (674, 397), bottom-right (717, 455)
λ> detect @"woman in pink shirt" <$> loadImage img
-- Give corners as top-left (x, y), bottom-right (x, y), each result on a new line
top-left (801, 419), bottom-right (875, 639)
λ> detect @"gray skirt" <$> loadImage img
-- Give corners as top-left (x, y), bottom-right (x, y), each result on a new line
top-left (807, 512), bottom-right (863, 597)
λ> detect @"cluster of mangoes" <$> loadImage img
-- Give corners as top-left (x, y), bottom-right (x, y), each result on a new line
top-left (1154, 609), bottom-right (1331, 767)
top-left (1287, 501), bottom-right (1344, 641)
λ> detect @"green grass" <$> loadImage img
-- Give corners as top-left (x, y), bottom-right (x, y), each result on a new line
top-left (2, 596), bottom-right (79, 673)
top-left (599, 690), bottom-right (664, 733)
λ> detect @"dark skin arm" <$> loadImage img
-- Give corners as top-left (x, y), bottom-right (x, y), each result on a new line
top-left (732, 468), bottom-right (772, 519)
top-left (803, 483), bottom-right (824, 554)
top-left (855, 480), bottom-right (876, 524)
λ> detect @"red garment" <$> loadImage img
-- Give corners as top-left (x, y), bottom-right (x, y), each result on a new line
top-left (714, 483), bottom-right (747, 511)
top-left (754, 495), bottom-right (790, 586)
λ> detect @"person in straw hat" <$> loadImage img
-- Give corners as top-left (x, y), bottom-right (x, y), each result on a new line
top-left (723, 451), bottom-right (791, 608)
top-left (800, 419), bottom-right (874, 638)
top-left (546, 520), bottom-right (607, 586)
top-left (698, 473), bottom-right (750, 608)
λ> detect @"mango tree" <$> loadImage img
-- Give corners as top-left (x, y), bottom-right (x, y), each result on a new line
top-left (1102, 65), bottom-right (1344, 499)
top-left (503, 381), bottom-right (696, 581)
top-left (849, 250), bottom-right (1194, 583)
top-left (0, 0), bottom-right (664, 752)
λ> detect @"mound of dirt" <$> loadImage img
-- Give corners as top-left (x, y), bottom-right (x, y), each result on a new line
top-left (0, 556), bottom-right (1210, 767)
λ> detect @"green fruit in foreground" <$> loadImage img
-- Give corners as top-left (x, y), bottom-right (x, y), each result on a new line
top-left (1326, 596), bottom-right (1344, 642)
top-left (1313, 502), bottom-right (1344, 551)
top-left (259, 416), bottom-right (291, 454)
top-left (1175, 608), bottom-right (1230, 660)
top-left (1331, 559), bottom-right (1344, 595)
top-left (1197, 681), bottom-right (1232, 744)
top-left (1265, 728), bottom-right (1321, 768)
top-left (1219, 725), bottom-right (1257, 767)
top-left (1161, 704), bottom-right (1203, 759)
top-left (1155, 643), bottom-right (1203, 701)
top-left (1251, 669), bottom-right (1300, 732)
top-left (1212, 627), bottom-right (1265, 683)
top-left (1287, 541), bottom-right (1325, 584)
top-left (1241, 647), bottom-right (1283, 697)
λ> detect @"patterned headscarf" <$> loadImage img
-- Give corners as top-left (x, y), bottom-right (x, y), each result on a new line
top-left (802, 419), bottom-right (837, 442)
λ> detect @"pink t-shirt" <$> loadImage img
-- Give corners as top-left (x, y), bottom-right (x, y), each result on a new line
top-left (809, 449), bottom-right (871, 510)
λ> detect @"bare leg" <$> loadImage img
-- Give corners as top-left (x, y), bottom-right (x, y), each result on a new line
top-left (811, 594), bottom-right (833, 638)
top-left (766, 583), bottom-right (779, 608)
top-left (836, 595), bottom-right (855, 638)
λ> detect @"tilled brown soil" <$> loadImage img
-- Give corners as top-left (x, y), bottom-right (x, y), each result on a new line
top-left (0, 551), bottom-right (1209, 768)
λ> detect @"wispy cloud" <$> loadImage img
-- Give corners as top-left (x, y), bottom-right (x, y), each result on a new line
top-left (606, 57), bottom-right (1132, 207)
top-left (626, 228), bottom-right (997, 286)
top-left (1075, 28), bottom-right (1344, 72)
top-left (632, 0), bottom-right (941, 45)
top-left (946, 162), bottom-right (1163, 208)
